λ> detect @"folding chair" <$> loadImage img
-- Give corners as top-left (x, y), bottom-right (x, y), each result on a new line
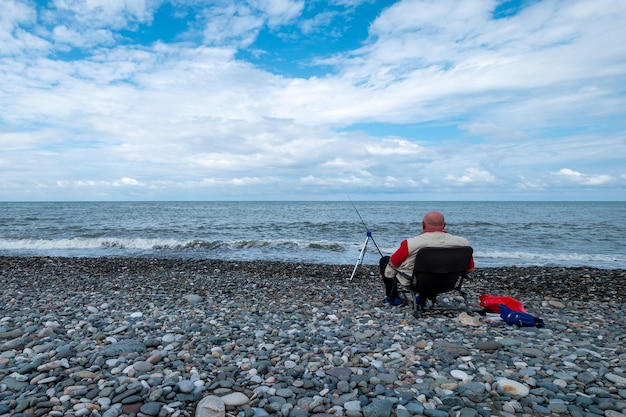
top-left (406, 246), bottom-right (475, 318)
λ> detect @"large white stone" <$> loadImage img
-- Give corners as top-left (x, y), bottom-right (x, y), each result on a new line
top-left (457, 312), bottom-right (481, 326)
top-left (195, 395), bottom-right (225, 417)
top-left (221, 392), bottom-right (250, 406)
top-left (451, 370), bottom-right (469, 381)
top-left (606, 373), bottom-right (626, 385)
top-left (496, 378), bottom-right (530, 397)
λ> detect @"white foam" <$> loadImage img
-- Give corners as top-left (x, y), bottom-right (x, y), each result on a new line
top-left (477, 249), bottom-right (626, 263)
top-left (0, 237), bottom-right (192, 251)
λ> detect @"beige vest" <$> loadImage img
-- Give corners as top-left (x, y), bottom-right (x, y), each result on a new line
top-left (385, 232), bottom-right (471, 286)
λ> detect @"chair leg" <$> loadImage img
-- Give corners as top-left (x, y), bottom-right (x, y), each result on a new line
top-left (411, 290), bottom-right (427, 317)
top-left (408, 288), bottom-right (479, 318)
top-left (459, 289), bottom-right (482, 314)
top-left (460, 290), bottom-right (470, 313)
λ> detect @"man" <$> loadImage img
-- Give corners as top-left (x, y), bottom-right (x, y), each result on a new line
top-left (379, 211), bottom-right (474, 306)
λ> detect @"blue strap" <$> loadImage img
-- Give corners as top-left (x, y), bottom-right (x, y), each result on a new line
top-left (498, 304), bottom-right (545, 328)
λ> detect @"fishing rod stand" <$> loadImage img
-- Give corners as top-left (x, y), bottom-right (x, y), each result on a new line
top-left (350, 231), bottom-right (373, 280)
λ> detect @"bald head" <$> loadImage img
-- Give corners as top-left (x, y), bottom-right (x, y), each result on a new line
top-left (422, 211), bottom-right (446, 232)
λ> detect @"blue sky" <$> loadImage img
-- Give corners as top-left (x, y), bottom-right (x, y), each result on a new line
top-left (1, 0), bottom-right (625, 201)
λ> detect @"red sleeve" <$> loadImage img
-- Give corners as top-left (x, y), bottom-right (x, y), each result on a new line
top-left (467, 256), bottom-right (475, 271)
top-left (389, 240), bottom-right (409, 267)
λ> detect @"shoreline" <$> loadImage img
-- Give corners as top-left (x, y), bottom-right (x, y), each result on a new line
top-left (1, 256), bottom-right (626, 417)
top-left (1, 255), bottom-right (624, 300)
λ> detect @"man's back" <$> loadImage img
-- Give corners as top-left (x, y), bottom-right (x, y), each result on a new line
top-left (395, 231), bottom-right (470, 285)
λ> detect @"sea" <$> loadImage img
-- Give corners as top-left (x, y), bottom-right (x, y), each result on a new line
top-left (0, 201), bottom-right (624, 269)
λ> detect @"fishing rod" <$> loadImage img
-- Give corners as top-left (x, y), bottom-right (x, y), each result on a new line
top-left (349, 198), bottom-right (384, 280)
top-left (349, 198), bottom-right (384, 256)
top-left (348, 199), bottom-right (412, 287)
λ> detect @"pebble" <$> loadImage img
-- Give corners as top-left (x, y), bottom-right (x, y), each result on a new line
top-left (496, 378), bottom-right (531, 397)
top-left (0, 258), bottom-right (625, 417)
top-left (222, 392), bottom-right (249, 406)
top-left (451, 370), bottom-right (469, 381)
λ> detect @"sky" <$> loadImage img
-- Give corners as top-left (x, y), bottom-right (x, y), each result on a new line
top-left (1, 0), bottom-right (625, 201)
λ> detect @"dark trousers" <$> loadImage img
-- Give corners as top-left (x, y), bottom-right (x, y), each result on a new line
top-left (379, 256), bottom-right (399, 300)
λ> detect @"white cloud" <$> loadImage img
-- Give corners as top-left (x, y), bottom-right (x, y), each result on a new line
top-left (201, 0), bottom-right (304, 47)
top-left (365, 139), bottom-right (427, 156)
top-left (249, 0), bottom-right (304, 27)
top-left (515, 176), bottom-right (547, 191)
top-left (57, 177), bottom-right (145, 188)
top-left (230, 177), bottom-right (263, 186)
top-left (202, 4), bottom-right (265, 47)
top-left (0, 2), bottom-right (48, 55)
top-left (113, 177), bottom-right (144, 187)
top-left (299, 11), bottom-right (337, 35)
top-left (555, 168), bottom-right (614, 186)
top-left (51, 24), bottom-right (116, 48)
top-left (330, 0), bottom-right (626, 127)
top-left (0, 0), bottom-right (35, 33)
top-left (460, 122), bottom-right (525, 140)
top-left (51, 0), bottom-right (154, 28)
top-left (0, 0), bottom-right (625, 200)
top-left (445, 168), bottom-right (498, 185)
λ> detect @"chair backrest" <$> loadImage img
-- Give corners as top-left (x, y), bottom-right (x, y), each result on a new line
top-left (411, 246), bottom-right (473, 296)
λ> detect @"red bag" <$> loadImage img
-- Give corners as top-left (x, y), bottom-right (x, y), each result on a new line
top-left (480, 294), bottom-right (526, 313)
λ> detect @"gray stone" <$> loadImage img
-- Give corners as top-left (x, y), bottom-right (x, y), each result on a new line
top-left (184, 294), bottom-right (204, 304)
top-left (474, 340), bottom-right (503, 351)
top-left (362, 399), bottom-right (392, 417)
top-left (140, 402), bottom-right (162, 416)
top-left (395, 408), bottom-right (411, 417)
top-left (605, 373), bottom-right (626, 385)
top-left (276, 388), bottom-right (294, 398)
top-left (252, 408), bottom-right (270, 417)
top-left (586, 387), bottom-right (611, 397)
top-left (576, 371), bottom-right (597, 384)
top-left (498, 338), bottom-right (523, 347)
top-left (517, 347), bottom-right (547, 358)
top-left (458, 408), bottom-right (479, 417)
top-left (377, 373), bottom-right (398, 384)
top-left (404, 402), bottom-right (425, 414)
top-left (55, 344), bottom-right (77, 358)
top-left (121, 394), bottom-right (142, 404)
top-left (222, 392), bottom-right (249, 406)
top-left (567, 405), bottom-right (585, 417)
top-left (177, 380), bottom-right (196, 393)
top-left (459, 381), bottom-right (487, 395)
top-left (133, 360), bottom-right (154, 372)
top-left (99, 340), bottom-right (146, 357)
top-left (0, 377), bottom-right (28, 392)
top-left (196, 395), bottom-right (225, 417)
top-left (548, 399), bottom-right (568, 414)
top-left (1, 338), bottom-right (25, 351)
top-left (423, 409), bottom-right (449, 417)
top-left (531, 404), bottom-right (551, 414)
top-left (290, 409), bottom-right (310, 417)
top-left (102, 404), bottom-right (123, 417)
top-left (337, 380), bottom-right (351, 393)
top-left (327, 367), bottom-right (352, 378)
top-left (332, 392), bottom-right (358, 406)
top-left (344, 401), bottom-right (361, 412)
top-left (0, 329), bottom-right (23, 339)
top-left (15, 398), bottom-right (31, 412)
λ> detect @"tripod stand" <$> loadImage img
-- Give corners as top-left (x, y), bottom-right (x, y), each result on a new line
top-left (350, 231), bottom-right (373, 280)
top-left (348, 198), bottom-right (385, 280)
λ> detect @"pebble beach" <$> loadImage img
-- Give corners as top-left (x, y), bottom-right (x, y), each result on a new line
top-left (1, 257), bottom-right (626, 417)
